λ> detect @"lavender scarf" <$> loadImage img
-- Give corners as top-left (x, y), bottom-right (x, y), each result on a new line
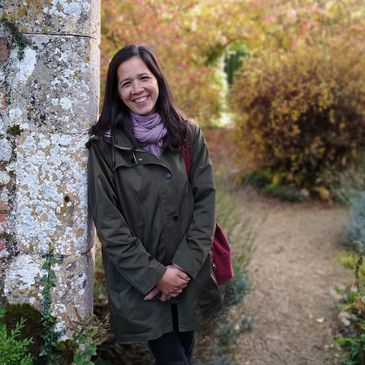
top-left (130, 112), bottom-right (167, 157)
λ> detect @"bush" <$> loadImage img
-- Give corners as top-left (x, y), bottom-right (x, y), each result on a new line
top-left (346, 192), bottom-right (365, 254)
top-left (231, 41), bottom-right (365, 194)
top-left (2, 304), bottom-right (43, 364)
top-left (334, 253), bottom-right (365, 365)
top-left (335, 189), bottom-right (365, 363)
top-left (0, 307), bottom-right (33, 365)
top-left (242, 169), bottom-right (309, 202)
top-left (1, 302), bottom-right (86, 365)
top-left (333, 153), bottom-right (365, 204)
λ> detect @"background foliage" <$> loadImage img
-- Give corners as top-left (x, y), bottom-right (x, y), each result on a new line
top-left (101, 0), bottom-right (365, 195)
top-left (101, 0), bottom-right (264, 125)
top-left (231, 41), bottom-right (365, 192)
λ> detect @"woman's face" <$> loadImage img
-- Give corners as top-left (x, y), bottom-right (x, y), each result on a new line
top-left (117, 56), bottom-right (159, 116)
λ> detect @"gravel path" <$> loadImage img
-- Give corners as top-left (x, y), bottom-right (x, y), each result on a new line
top-left (204, 128), bottom-right (352, 365)
top-left (234, 196), bottom-right (351, 365)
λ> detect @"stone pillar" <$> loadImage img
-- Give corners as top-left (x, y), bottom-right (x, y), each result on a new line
top-left (0, 1), bottom-right (100, 332)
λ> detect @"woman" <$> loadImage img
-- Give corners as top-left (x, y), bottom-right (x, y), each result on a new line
top-left (87, 44), bottom-right (222, 365)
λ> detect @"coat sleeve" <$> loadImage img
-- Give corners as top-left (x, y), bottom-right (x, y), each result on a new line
top-left (87, 141), bottom-right (167, 295)
top-left (172, 124), bottom-right (216, 279)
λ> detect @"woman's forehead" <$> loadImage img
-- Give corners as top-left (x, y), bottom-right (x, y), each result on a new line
top-left (117, 56), bottom-right (151, 78)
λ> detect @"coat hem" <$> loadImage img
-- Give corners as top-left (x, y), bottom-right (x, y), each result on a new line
top-left (112, 322), bottom-right (174, 343)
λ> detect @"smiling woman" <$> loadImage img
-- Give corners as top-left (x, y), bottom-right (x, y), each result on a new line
top-left (117, 56), bottom-right (159, 116)
top-left (87, 45), bottom-right (222, 365)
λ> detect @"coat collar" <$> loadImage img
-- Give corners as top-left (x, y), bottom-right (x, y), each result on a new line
top-left (111, 128), bottom-right (134, 151)
top-left (87, 128), bottom-right (146, 154)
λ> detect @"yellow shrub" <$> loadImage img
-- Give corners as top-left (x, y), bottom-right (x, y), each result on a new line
top-left (231, 42), bottom-right (365, 190)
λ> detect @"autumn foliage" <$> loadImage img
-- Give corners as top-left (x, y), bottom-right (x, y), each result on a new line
top-left (101, 0), bottom-right (365, 193)
top-left (231, 40), bottom-right (365, 192)
top-left (100, 0), bottom-right (261, 125)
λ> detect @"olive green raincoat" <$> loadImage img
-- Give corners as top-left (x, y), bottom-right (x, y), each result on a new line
top-left (87, 122), bottom-right (222, 342)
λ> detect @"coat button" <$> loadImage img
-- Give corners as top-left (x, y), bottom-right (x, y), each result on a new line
top-left (165, 172), bottom-right (172, 180)
top-left (173, 215), bottom-right (178, 221)
top-left (138, 157), bottom-right (143, 163)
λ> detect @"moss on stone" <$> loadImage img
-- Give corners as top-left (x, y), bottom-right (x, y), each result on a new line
top-left (0, 17), bottom-right (30, 60)
top-left (6, 125), bottom-right (23, 136)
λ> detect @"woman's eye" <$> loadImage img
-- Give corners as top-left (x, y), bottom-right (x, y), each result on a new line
top-left (121, 82), bottom-right (131, 87)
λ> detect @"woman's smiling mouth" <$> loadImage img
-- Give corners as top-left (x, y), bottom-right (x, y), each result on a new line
top-left (134, 96), bottom-right (148, 103)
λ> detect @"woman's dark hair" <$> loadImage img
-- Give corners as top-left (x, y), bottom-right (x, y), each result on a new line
top-left (91, 44), bottom-right (190, 152)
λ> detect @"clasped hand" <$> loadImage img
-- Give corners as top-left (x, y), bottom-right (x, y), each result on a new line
top-left (144, 265), bottom-right (190, 302)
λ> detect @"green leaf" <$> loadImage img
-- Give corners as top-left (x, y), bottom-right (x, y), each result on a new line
top-left (40, 274), bottom-right (48, 282)
top-left (49, 257), bottom-right (58, 266)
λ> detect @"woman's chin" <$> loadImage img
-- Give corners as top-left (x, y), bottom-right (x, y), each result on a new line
top-left (132, 106), bottom-right (155, 116)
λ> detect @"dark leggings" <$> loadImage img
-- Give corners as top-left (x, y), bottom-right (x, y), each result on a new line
top-left (148, 305), bottom-right (195, 365)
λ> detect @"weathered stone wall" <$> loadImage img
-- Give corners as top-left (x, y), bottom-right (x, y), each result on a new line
top-left (0, 0), bottom-right (100, 332)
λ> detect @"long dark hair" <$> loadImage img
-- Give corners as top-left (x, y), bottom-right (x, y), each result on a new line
top-left (92, 44), bottom-right (190, 152)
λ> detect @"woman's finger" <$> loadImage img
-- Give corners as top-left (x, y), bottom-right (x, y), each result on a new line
top-left (176, 271), bottom-right (190, 281)
top-left (144, 287), bottom-right (160, 301)
top-left (160, 294), bottom-right (172, 302)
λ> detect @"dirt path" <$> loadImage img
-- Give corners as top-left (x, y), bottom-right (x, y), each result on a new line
top-left (204, 128), bottom-right (352, 365)
top-left (233, 196), bottom-right (350, 365)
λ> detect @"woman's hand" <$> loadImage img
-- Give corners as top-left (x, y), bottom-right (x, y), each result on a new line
top-left (144, 288), bottom-right (173, 302)
top-left (144, 265), bottom-right (190, 301)
top-left (156, 265), bottom-right (190, 296)
top-left (159, 293), bottom-right (172, 302)
top-left (144, 287), bottom-right (161, 301)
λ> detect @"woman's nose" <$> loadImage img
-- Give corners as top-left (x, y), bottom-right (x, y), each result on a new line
top-left (131, 80), bottom-right (143, 94)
